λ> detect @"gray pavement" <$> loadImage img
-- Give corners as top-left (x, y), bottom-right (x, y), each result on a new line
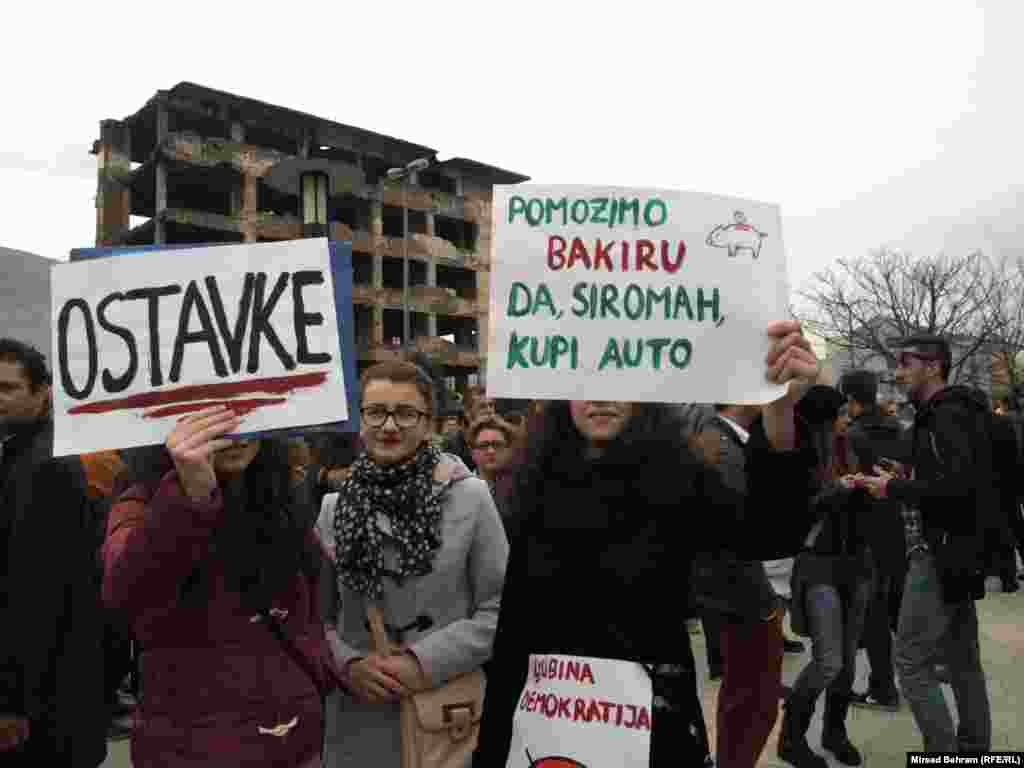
top-left (101, 583), bottom-right (1022, 767)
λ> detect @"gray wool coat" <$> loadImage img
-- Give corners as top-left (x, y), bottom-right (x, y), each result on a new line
top-left (314, 453), bottom-right (509, 767)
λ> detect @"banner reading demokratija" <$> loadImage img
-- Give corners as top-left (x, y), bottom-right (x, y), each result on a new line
top-left (505, 654), bottom-right (653, 768)
top-left (486, 185), bottom-right (791, 404)
top-left (50, 238), bottom-right (349, 456)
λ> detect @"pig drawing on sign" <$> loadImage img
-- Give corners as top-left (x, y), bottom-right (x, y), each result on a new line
top-left (705, 210), bottom-right (767, 259)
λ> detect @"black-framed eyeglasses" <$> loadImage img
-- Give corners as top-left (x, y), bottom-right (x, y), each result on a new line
top-left (474, 441), bottom-right (507, 452)
top-left (360, 405), bottom-right (427, 429)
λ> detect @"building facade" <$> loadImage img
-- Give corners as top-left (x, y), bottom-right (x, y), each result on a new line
top-left (90, 82), bottom-right (528, 391)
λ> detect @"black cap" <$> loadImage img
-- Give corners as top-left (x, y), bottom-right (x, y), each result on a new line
top-left (840, 370), bottom-right (878, 406)
top-left (796, 385), bottom-right (845, 427)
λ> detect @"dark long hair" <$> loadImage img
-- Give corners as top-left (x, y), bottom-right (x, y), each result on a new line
top-left (507, 401), bottom-right (702, 528)
top-left (212, 439), bottom-right (320, 609)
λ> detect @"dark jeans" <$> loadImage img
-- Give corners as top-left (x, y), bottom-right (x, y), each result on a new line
top-left (860, 570), bottom-right (902, 697)
top-left (791, 580), bottom-right (872, 704)
top-left (894, 551), bottom-right (991, 752)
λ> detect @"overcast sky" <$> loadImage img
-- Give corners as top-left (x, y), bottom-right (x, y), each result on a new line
top-left (2, 0), bottom-right (1021, 302)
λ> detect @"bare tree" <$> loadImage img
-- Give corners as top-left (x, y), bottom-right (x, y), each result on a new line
top-left (987, 257), bottom-right (1024, 408)
top-left (799, 247), bottom-right (1005, 387)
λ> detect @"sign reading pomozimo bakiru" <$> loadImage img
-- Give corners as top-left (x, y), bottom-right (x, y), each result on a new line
top-left (486, 185), bottom-right (790, 404)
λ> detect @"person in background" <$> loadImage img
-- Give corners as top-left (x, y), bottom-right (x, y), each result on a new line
top-left (858, 334), bottom-right (999, 754)
top-left (311, 433), bottom-right (362, 495)
top-left (439, 403), bottom-right (465, 439)
top-left (475, 320), bottom-right (822, 766)
top-left (103, 411), bottom-right (334, 767)
top-left (469, 419), bottom-right (514, 491)
top-left (695, 402), bottom-right (802, 768)
top-left (442, 386), bottom-right (494, 472)
top-left (781, 385), bottom-right (873, 768)
top-left (0, 338), bottom-right (107, 767)
top-left (81, 451), bottom-right (127, 500)
top-left (316, 361), bottom-right (508, 768)
top-left (840, 370), bottom-right (908, 712)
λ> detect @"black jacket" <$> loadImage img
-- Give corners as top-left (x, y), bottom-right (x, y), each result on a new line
top-left (0, 419), bottom-right (107, 766)
top-left (887, 386), bottom-right (1002, 602)
top-left (846, 406), bottom-right (910, 576)
top-left (692, 416), bottom-right (779, 621)
top-left (475, 417), bottom-right (817, 764)
top-left (991, 414), bottom-right (1021, 548)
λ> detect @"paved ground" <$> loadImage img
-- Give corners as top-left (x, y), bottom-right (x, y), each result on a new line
top-left (102, 582), bottom-right (1022, 767)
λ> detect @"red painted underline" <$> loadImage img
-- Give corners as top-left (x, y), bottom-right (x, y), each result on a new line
top-left (67, 371), bottom-right (327, 416)
top-left (143, 398), bottom-right (287, 419)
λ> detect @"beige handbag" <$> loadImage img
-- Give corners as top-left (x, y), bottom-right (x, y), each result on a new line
top-left (366, 604), bottom-right (484, 768)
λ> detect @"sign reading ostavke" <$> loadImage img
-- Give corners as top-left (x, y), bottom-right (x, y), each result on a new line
top-left (51, 238), bottom-right (348, 456)
top-left (486, 185), bottom-right (790, 404)
top-left (506, 654), bottom-right (652, 768)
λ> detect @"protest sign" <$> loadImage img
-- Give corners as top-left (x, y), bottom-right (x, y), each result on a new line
top-left (52, 238), bottom-right (352, 456)
top-left (505, 654), bottom-right (652, 768)
top-left (486, 185), bottom-right (791, 403)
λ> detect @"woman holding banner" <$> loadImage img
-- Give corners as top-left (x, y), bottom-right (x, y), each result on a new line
top-left (102, 410), bottom-right (333, 768)
top-left (474, 320), bottom-right (822, 767)
top-left (315, 360), bottom-right (508, 767)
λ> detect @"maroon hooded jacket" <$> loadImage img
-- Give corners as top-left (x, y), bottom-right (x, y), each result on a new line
top-left (102, 472), bottom-right (338, 767)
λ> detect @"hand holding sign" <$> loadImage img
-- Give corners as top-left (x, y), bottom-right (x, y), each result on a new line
top-left (161, 405), bottom-right (241, 500)
top-left (762, 321), bottom-right (821, 452)
top-left (765, 321), bottom-right (819, 400)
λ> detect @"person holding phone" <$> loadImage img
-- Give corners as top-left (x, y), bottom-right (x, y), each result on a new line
top-left (840, 370), bottom-right (909, 712)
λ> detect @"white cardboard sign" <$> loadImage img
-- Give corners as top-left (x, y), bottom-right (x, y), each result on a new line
top-left (505, 654), bottom-right (652, 768)
top-left (486, 185), bottom-right (790, 404)
top-left (50, 238), bottom-right (348, 456)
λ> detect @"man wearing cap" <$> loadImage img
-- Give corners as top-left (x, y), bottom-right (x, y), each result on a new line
top-left (858, 334), bottom-right (999, 753)
top-left (840, 370), bottom-right (907, 711)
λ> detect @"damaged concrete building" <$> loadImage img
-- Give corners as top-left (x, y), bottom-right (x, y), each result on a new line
top-left (91, 81), bottom-right (528, 389)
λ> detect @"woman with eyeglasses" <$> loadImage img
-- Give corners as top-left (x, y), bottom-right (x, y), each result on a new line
top-left (316, 361), bottom-right (508, 768)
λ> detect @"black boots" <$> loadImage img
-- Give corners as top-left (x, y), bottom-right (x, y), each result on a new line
top-left (821, 692), bottom-right (863, 766)
top-left (778, 692), bottom-right (827, 768)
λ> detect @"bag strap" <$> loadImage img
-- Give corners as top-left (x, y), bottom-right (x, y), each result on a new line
top-left (366, 602), bottom-right (401, 655)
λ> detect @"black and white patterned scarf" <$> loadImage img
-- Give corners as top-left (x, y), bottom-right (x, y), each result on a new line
top-left (333, 442), bottom-right (443, 600)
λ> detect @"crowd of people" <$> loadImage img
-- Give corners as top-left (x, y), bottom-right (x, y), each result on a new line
top-left (0, 323), bottom-right (1020, 767)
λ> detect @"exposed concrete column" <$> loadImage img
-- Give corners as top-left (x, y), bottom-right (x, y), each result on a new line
top-left (370, 201), bottom-right (383, 237)
top-left (240, 174), bottom-right (259, 242)
top-left (229, 122), bottom-right (246, 218)
top-left (154, 103), bottom-right (169, 244)
top-left (475, 269), bottom-right (490, 362)
top-left (425, 259), bottom-right (438, 337)
top-left (371, 207), bottom-right (385, 346)
top-left (95, 119), bottom-right (131, 246)
top-left (425, 212), bottom-right (436, 237)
